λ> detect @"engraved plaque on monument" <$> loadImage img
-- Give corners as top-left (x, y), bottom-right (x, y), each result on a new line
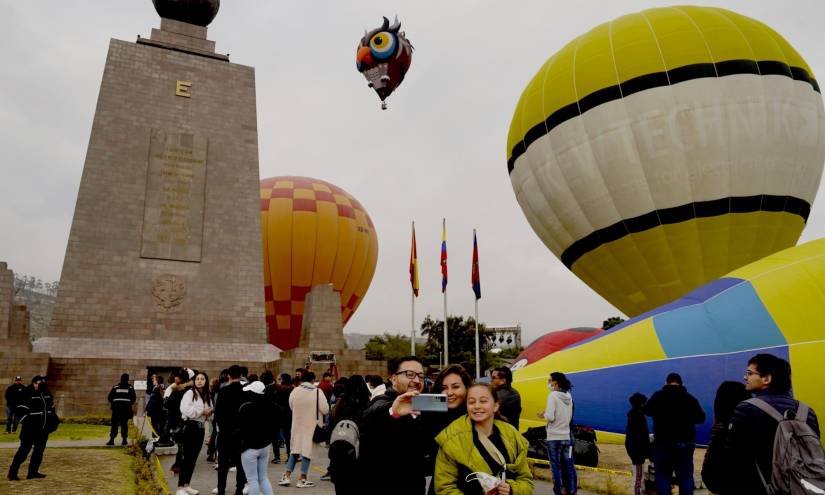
top-left (141, 130), bottom-right (208, 261)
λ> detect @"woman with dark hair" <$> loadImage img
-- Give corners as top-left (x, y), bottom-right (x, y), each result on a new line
top-left (701, 381), bottom-right (748, 495)
top-left (539, 371), bottom-right (576, 495)
top-left (328, 374), bottom-right (370, 494)
top-left (176, 371), bottom-right (213, 495)
top-left (434, 383), bottom-right (533, 494)
top-left (625, 392), bottom-right (650, 495)
top-left (423, 365), bottom-right (474, 494)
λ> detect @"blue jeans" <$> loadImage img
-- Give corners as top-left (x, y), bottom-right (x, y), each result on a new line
top-left (241, 447), bottom-right (274, 495)
top-left (286, 453), bottom-right (311, 476)
top-left (5, 405), bottom-right (19, 433)
top-left (652, 442), bottom-right (694, 495)
top-left (546, 440), bottom-right (577, 495)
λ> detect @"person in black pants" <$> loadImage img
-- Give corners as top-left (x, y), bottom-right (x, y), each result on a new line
top-left (176, 371), bottom-right (213, 495)
top-left (7, 375), bottom-right (59, 481)
top-left (145, 375), bottom-right (166, 439)
top-left (107, 373), bottom-right (136, 446)
top-left (214, 365), bottom-right (247, 495)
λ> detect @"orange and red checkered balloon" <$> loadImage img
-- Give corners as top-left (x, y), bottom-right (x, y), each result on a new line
top-left (260, 176), bottom-right (378, 350)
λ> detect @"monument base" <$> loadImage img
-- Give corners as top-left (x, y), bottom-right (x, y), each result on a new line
top-left (33, 337), bottom-right (279, 416)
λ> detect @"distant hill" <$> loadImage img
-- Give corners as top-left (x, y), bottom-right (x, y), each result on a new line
top-left (14, 288), bottom-right (55, 340)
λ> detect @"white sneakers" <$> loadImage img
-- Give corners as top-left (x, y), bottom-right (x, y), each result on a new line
top-left (278, 474), bottom-right (291, 486)
top-left (183, 487), bottom-right (199, 495)
top-left (296, 479), bottom-right (314, 488)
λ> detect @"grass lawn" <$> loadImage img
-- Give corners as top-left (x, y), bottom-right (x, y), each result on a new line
top-left (0, 424), bottom-right (110, 443)
top-left (0, 447), bottom-right (135, 495)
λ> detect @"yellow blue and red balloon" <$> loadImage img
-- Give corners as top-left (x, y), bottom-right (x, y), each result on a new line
top-left (507, 6), bottom-right (825, 317)
top-left (260, 177), bottom-right (378, 350)
top-left (513, 238), bottom-right (825, 444)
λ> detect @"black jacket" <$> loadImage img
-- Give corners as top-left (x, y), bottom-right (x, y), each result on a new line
top-left (625, 407), bottom-right (650, 464)
top-left (724, 390), bottom-right (821, 495)
top-left (359, 388), bottom-right (426, 495)
top-left (496, 386), bottom-right (522, 430)
top-left (238, 392), bottom-right (280, 451)
top-left (4, 383), bottom-right (26, 408)
top-left (108, 382), bottom-right (136, 418)
top-left (145, 385), bottom-right (165, 417)
top-left (423, 406), bottom-right (466, 479)
top-left (16, 385), bottom-right (59, 439)
top-left (644, 384), bottom-right (705, 444)
top-left (701, 421), bottom-right (732, 494)
top-left (214, 381), bottom-right (245, 435)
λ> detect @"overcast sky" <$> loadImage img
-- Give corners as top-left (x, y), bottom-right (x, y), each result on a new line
top-left (1, 1), bottom-right (824, 346)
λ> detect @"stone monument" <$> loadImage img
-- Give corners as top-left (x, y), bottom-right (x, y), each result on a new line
top-left (0, 263), bottom-right (50, 389)
top-left (278, 284), bottom-right (386, 378)
top-left (35, 1), bottom-right (279, 415)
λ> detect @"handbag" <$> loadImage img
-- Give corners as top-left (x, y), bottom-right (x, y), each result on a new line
top-left (312, 388), bottom-right (329, 443)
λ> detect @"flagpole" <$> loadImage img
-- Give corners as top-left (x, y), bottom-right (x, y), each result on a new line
top-left (442, 218), bottom-right (448, 368)
top-left (473, 230), bottom-right (480, 379)
top-left (411, 289), bottom-right (415, 355)
top-left (474, 297), bottom-right (480, 379)
top-left (411, 221), bottom-right (416, 355)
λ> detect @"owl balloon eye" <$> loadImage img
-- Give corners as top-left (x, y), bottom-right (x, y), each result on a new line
top-left (369, 32), bottom-right (396, 60)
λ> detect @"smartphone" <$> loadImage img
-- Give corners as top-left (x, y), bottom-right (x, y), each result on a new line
top-left (411, 393), bottom-right (448, 412)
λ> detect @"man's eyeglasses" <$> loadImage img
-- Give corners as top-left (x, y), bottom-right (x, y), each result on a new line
top-left (395, 370), bottom-right (425, 380)
top-left (744, 370), bottom-right (761, 378)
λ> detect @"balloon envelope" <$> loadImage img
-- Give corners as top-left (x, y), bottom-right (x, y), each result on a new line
top-left (260, 176), bottom-right (378, 350)
top-left (507, 6), bottom-right (825, 317)
top-left (513, 238), bottom-right (825, 444)
top-left (511, 327), bottom-right (603, 371)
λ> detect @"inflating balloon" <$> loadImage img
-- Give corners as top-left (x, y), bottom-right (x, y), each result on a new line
top-left (356, 16), bottom-right (413, 110)
top-left (513, 238), bottom-right (825, 444)
top-left (260, 177), bottom-right (378, 350)
top-left (511, 327), bottom-right (603, 371)
top-left (507, 6), bottom-right (825, 317)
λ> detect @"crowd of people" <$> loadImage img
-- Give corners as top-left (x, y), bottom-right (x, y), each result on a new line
top-left (1, 351), bottom-right (821, 494)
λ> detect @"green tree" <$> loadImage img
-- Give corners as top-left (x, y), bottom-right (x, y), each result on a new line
top-left (420, 315), bottom-right (494, 372)
top-left (602, 316), bottom-right (625, 330)
top-left (363, 333), bottom-right (425, 361)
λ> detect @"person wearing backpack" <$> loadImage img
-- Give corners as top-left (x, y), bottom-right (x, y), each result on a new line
top-left (328, 374), bottom-right (370, 494)
top-left (726, 353), bottom-right (823, 495)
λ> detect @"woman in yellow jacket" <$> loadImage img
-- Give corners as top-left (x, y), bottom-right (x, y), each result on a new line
top-left (434, 384), bottom-right (534, 495)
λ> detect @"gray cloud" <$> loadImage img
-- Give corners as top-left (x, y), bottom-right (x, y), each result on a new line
top-left (1, 1), bottom-right (823, 346)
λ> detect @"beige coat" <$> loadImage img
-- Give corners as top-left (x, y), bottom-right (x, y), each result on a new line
top-left (288, 383), bottom-right (329, 458)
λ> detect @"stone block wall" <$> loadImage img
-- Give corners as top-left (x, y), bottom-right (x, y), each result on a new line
top-left (47, 357), bottom-right (277, 416)
top-left (48, 23), bottom-right (266, 345)
top-left (0, 262), bottom-right (13, 339)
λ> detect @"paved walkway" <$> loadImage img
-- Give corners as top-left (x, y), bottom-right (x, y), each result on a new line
top-left (156, 442), bottom-right (569, 495)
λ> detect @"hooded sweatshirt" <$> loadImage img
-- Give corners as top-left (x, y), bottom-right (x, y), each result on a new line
top-left (544, 389), bottom-right (573, 441)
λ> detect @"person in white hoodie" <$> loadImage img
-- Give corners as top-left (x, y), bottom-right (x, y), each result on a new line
top-left (538, 371), bottom-right (576, 495)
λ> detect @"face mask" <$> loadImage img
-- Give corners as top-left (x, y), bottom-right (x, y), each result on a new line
top-left (465, 471), bottom-right (503, 493)
top-left (38, 382), bottom-right (46, 391)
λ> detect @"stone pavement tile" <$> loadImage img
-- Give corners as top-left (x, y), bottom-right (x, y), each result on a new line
top-left (157, 440), bottom-right (562, 495)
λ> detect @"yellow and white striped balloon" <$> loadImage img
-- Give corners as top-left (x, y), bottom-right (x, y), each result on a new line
top-left (507, 6), bottom-right (825, 317)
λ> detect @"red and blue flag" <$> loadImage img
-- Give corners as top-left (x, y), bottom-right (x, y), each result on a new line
top-left (472, 231), bottom-right (481, 300)
top-left (441, 221), bottom-right (448, 293)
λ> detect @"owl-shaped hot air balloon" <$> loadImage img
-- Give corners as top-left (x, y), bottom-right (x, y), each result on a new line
top-left (356, 16), bottom-right (413, 110)
top-left (507, 6), bottom-right (825, 317)
top-left (260, 177), bottom-right (378, 350)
